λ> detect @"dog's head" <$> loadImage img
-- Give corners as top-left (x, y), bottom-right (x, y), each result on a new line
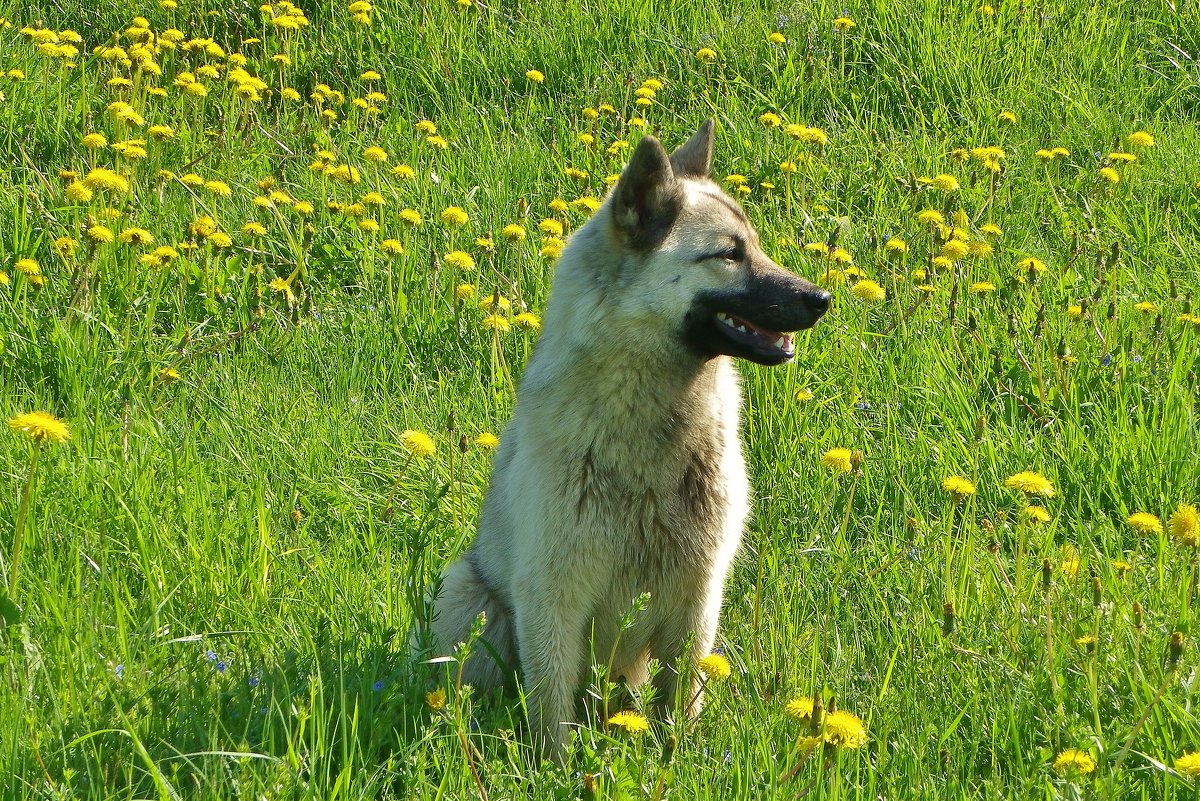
top-left (607, 120), bottom-right (830, 366)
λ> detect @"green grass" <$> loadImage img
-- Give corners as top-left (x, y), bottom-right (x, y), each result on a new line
top-left (2, 0), bottom-right (1200, 797)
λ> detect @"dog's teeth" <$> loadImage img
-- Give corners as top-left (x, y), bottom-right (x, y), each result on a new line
top-left (774, 336), bottom-right (787, 348)
top-left (736, 325), bottom-right (746, 333)
top-left (717, 312), bottom-right (729, 321)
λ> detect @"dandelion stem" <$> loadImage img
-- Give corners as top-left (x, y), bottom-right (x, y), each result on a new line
top-left (6, 447), bottom-right (40, 603)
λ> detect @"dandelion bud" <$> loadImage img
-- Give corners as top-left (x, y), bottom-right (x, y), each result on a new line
top-left (291, 507), bottom-right (303, 523)
top-left (665, 733), bottom-right (678, 759)
top-left (1080, 298), bottom-right (1089, 317)
top-left (1106, 300), bottom-right (1116, 321)
top-left (991, 349), bottom-right (1003, 377)
top-left (826, 695), bottom-right (837, 715)
top-left (849, 450), bottom-right (866, 471)
top-left (1170, 277), bottom-right (1178, 300)
top-left (942, 600), bottom-right (956, 636)
top-left (810, 694), bottom-right (824, 735)
top-left (1153, 314), bottom-right (1162, 337)
top-left (1035, 304), bottom-right (1045, 337)
top-left (1056, 338), bottom-right (1067, 360)
top-left (1107, 241), bottom-right (1120, 269)
top-left (459, 434), bottom-right (469, 454)
top-left (968, 313), bottom-right (978, 333)
top-left (1169, 631), bottom-right (1185, 667)
top-left (1091, 575), bottom-right (1102, 607)
top-left (582, 773), bottom-right (598, 795)
top-left (1042, 559), bottom-right (1053, 593)
top-left (1133, 602), bottom-right (1144, 632)
top-left (1007, 314), bottom-right (1018, 339)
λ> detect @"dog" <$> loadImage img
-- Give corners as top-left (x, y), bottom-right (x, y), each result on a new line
top-left (423, 120), bottom-right (830, 756)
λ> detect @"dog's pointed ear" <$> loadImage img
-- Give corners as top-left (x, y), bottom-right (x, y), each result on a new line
top-left (669, 119), bottom-right (715, 178)
top-left (612, 135), bottom-right (682, 249)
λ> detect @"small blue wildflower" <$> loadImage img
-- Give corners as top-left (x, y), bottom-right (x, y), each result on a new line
top-left (216, 661), bottom-right (228, 673)
top-left (114, 664), bottom-right (124, 678)
top-left (1132, 354), bottom-right (1142, 364)
top-left (1100, 353), bottom-right (1113, 367)
top-left (205, 650), bottom-right (217, 662)
top-left (372, 680), bottom-right (385, 691)
top-left (248, 675), bottom-right (260, 687)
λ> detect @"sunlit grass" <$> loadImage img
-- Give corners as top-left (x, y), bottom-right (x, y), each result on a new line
top-left (2, 0), bottom-right (1200, 797)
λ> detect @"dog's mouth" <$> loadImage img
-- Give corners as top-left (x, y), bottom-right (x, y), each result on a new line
top-left (712, 312), bottom-right (795, 361)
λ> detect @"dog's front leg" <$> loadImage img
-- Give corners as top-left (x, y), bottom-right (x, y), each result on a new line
top-left (650, 577), bottom-right (724, 721)
top-left (513, 586), bottom-right (588, 760)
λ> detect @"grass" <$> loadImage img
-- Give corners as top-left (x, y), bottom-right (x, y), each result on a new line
top-left (1, 0), bottom-right (1200, 797)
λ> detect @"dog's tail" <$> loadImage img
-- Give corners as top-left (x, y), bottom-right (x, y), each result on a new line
top-left (423, 556), bottom-right (517, 694)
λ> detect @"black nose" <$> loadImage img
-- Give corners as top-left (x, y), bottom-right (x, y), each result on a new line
top-left (805, 289), bottom-right (832, 315)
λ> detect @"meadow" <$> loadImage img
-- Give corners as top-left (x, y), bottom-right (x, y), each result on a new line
top-left (1, 0), bottom-right (1200, 797)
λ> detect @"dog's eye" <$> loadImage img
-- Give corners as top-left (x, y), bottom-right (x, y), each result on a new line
top-left (717, 246), bottom-right (742, 263)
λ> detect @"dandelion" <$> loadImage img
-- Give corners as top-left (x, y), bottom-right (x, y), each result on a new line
top-left (501, 224), bottom-right (527, 242)
top-left (1134, 301), bottom-right (1156, 313)
top-left (759, 112), bottom-right (782, 127)
top-left (1053, 749), bottom-right (1096, 776)
top-left (940, 239), bottom-right (970, 262)
top-left (82, 168), bottom-right (130, 193)
top-left (525, 69), bottom-right (544, 84)
top-left (942, 475), bottom-right (977, 501)
top-left (425, 688), bottom-right (447, 710)
top-left (916, 209), bottom-right (945, 226)
top-left (1005, 471), bottom-right (1055, 497)
top-left (564, 167), bottom-right (589, 180)
top-left (823, 710), bottom-right (867, 749)
top-left (851, 280), bottom-right (885, 302)
top-left (399, 209), bottom-right (423, 227)
top-left (540, 237), bottom-right (566, 259)
top-left (455, 284), bottom-right (476, 301)
top-left (1023, 505), bottom-right (1052, 524)
top-left (1128, 130), bottom-right (1155, 148)
top-left (7, 411), bottom-right (71, 445)
top-left (475, 432), bottom-right (499, 449)
top-left (930, 173), bottom-right (959, 192)
top-left (1176, 752), bottom-right (1200, 777)
top-left (821, 448), bottom-right (855, 474)
top-left (998, 110), bottom-right (1017, 125)
top-left (1074, 634), bottom-right (1098, 649)
top-left (697, 653), bottom-right (731, 681)
top-left (400, 430), bottom-right (436, 458)
top-left (970, 282), bottom-right (996, 294)
top-left (884, 238), bottom-right (908, 255)
top-left (363, 146), bottom-right (388, 163)
top-left (14, 258), bottom-right (40, 276)
top-left (82, 132), bottom-right (107, 150)
top-left (380, 239), bottom-right (403, 255)
top-left (794, 388), bottom-right (814, 402)
top-left (426, 135), bottom-right (449, 150)
top-left (1099, 167), bottom-right (1120, 184)
top-left (444, 250), bottom-right (475, 270)
top-left (118, 228), bottom-right (155, 246)
top-left (440, 207), bottom-right (469, 226)
top-left (1126, 512), bottom-right (1162, 534)
top-left (1017, 257), bottom-right (1047, 275)
top-left (1061, 545), bottom-right (1081, 578)
top-left (832, 16), bottom-right (856, 31)
top-left (86, 225), bottom-right (115, 244)
top-left (481, 314), bottom-right (510, 333)
top-left (1169, 503), bottom-right (1199, 547)
top-left (607, 710), bottom-right (649, 734)
top-left (513, 312), bottom-right (541, 331)
top-left (204, 180), bottom-right (232, 197)
top-left (695, 47), bottom-right (718, 62)
top-left (768, 32), bottom-right (787, 44)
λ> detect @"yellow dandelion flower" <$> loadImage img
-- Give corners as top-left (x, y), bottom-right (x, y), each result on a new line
top-left (501, 224), bottom-right (527, 242)
top-left (851, 280), bottom-right (886, 301)
top-left (513, 312), bottom-right (541, 331)
top-left (695, 47), bottom-right (718, 62)
top-left (538, 219), bottom-right (564, 237)
top-left (832, 16), bottom-right (856, 31)
top-left (821, 448), bottom-right (855, 474)
top-left (363, 145), bottom-right (388, 163)
top-left (454, 283), bottom-right (476, 301)
top-left (793, 388), bottom-right (814, 402)
top-left (440, 206), bottom-right (469, 226)
top-left (208, 232), bottom-right (233, 248)
top-left (1108, 152), bottom-right (1137, 163)
top-left (1023, 505), bottom-right (1052, 524)
top-left (399, 209), bottom-right (422, 227)
top-left (400, 430), bottom-right (436, 458)
top-left (7, 411), bottom-right (71, 444)
top-left (540, 237), bottom-right (566, 259)
top-left (998, 110), bottom-right (1017, 125)
top-left (607, 710), bottom-right (649, 734)
top-left (942, 476), bottom-right (977, 499)
top-left (1128, 131), bottom-right (1155, 148)
top-left (293, 201), bottom-right (314, 216)
top-left (479, 295), bottom-right (511, 311)
top-left (1060, 544), bottom-right (1081, 578)
top-left (425, 135), bottom-right (449, 150)
top-left (86, 225), bottom-right (115, 244)
top-left (1126, 512), bottom-right (1162, 534)
top-left (1170, 503), bottom-right (1199, 547)
top-left (784, 696), bottom-right (817, 724)
top-left (1074, 634), bottom-right (1098, 648)
top-left (14, 258), bottom-right (40, 276)
top-left (525, 69), bottom-right (544, 83)
top-left (940, 239), bottom-right (970, 262)
top-left (1005, 471), bottom-right (1055, 497)
top-left (759, 112), bottom-right (783, 128)
top-left (66, 182), bottom-right (93, 203)
top-left (444, 250), bottom-right (475, 270)
top-left (1017, 257), bottom-right (1047, 274)
top-left (1175, 752), bottom-right (1200, 777)
top-left (425, 688), bottom-right (447, 710)
top-left (82, 132), bottom-right (107, 150)
top-left (970, 281), bottom-right (996, 294)
top-left (82, 168), bottom-right (130, 193)
top-left (697, 653), bottom-right (731, 681)
top-left (481, 313), bottom-right (511, 333)
top-left (1133, 301), bottom-right (1157, 313)
top-left (823, 710), bottom-right (867, 748)
top-left (204, 180), bottom-right (232, 197)
top-left (118, 227), bottom-right (154, 246)
top-left (931, 173), bottom-right (960, 192)
top-left (474, 432), bottom-right (499, 449)
top-left (768, 32), bottom-right (786, 44)
top-left (0, 271), bottom-right (9, 286)
top-left (1053, 749), bottom-right (1095, 776)
top-left (1100, 166), bottom-right (1120, 184)
top-left (380, 239), bottom-right (403, 255)
top-left (916, 209), bottom-right (945, 226)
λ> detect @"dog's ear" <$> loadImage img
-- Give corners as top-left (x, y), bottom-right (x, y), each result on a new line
top-left (612, 135), bottom-right (682, 250)
top-left (669, 119), bottom-right (715, 178)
